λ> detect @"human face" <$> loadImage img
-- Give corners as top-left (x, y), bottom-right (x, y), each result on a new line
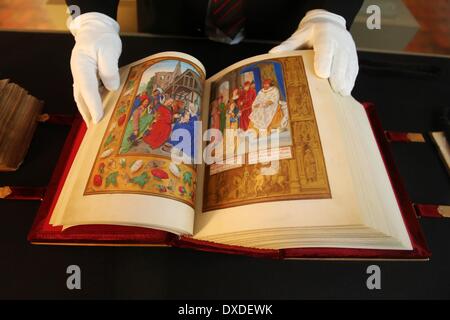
top-left (165, 98), bottom-right (174, 107)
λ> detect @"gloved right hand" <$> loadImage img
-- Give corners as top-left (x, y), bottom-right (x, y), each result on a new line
top-left (270, 10), bottom-right (358, 96)
top-left (69, 12), bottom-right (122, 124)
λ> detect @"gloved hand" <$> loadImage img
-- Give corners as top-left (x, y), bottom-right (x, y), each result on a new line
top-left (270, 9), bottom-right (358, 96)
top-left (69, 12), bottom-right (122, 124)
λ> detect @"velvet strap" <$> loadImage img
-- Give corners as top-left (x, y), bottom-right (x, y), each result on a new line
top-left (37, 113), bottom-right (75, 126)
top-left (415, 204), bottom-right (450, 218)
top-left (385, 131), bottom-right (426, 143)
top-left (0, 186), bottom-right (46, 201)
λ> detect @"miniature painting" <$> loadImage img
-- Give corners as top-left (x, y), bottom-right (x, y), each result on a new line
top-left (203, 56), bottom-right (331, 211)
top-left (84, 57), bottom-right (204, 207)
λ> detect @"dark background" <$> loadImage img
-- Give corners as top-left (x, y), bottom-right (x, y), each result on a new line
top-left (0, 31), bottom-right (449, 299)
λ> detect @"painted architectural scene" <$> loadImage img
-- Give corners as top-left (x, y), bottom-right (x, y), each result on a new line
top-left (83, 58), bottom-right (204, 207)
top-left (208, 60), bottom-right (293, 160)
top-left (203, 56), bottom-right (331, 211)
top-left (120, 59), bottom-right (203, 161)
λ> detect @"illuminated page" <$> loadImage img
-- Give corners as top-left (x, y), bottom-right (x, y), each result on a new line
top-left (201, 52), bottom-right (331, 211)
top-left (51, 52), bottom-right (205, 235)
top-left (194, 51), bottom-right (363, 238)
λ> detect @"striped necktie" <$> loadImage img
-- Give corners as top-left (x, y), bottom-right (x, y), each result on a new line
top-left (205, 0), bottom-right (246, 44)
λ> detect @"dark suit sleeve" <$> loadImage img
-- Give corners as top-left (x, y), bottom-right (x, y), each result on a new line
top-left (305, 0), bottom-right (364, 28)
top-left (66, 0), bottom-right (120, 20)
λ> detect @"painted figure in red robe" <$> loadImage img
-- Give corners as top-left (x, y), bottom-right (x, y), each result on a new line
top-left (143, 93), bottom-right (174, 149)
top-left (239, 81), bottom-right (257, 131)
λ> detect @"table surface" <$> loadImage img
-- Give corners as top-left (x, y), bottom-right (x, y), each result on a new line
top-left (0, 31), bottom-right (449, 299)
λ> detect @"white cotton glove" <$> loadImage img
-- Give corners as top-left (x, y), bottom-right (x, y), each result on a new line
top-left (69, 12), bottom-right (122, 124)
top-left (270, 9), bottom-right (358, 96)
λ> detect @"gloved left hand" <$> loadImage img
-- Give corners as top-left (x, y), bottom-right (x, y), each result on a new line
top-left (69, 12), bottom-right (122, 124)
top-left (270, 9), bottom-right (358, 96)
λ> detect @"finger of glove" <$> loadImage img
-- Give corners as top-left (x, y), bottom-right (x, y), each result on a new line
top-left (71, 52), bottom-right (104, 123)
top-left (73, 84), bottom-right (92, 126)
top-left (342, 50), bottom-right (359, 96)
top-left (329, 50), bottom-right (349, 95)
top-left (98, 38), bottom-right (121, 91)
top-left (313, 35), bottom-right (335, 79)
top-left (269, 27), bottom-right (311, 53)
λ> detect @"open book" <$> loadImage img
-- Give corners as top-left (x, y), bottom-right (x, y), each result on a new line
top-left (28, 51), bottom-right (429, 259)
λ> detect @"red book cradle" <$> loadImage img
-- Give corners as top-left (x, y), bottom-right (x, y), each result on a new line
top-left (27, 103), bottom-right (431, 260)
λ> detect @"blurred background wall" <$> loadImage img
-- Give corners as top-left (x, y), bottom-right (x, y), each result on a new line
top-left (0, 0), bottom-right (448, 55)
